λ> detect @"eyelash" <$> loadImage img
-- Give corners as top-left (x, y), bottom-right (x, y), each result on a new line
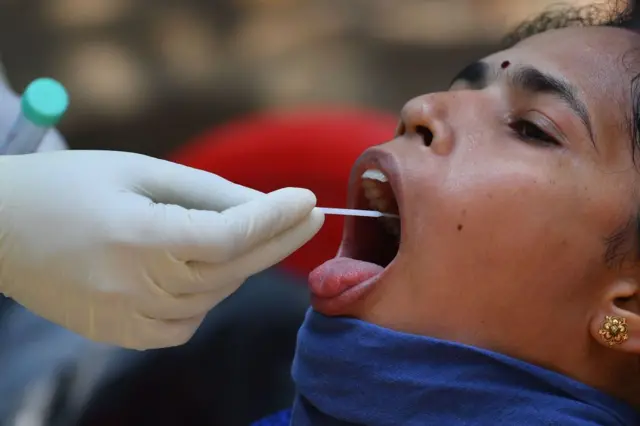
top-left (509, 119), bottom-right (561, 147)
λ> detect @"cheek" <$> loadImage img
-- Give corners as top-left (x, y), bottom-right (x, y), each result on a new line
top-left (402, 164), bottom-right (607, 287)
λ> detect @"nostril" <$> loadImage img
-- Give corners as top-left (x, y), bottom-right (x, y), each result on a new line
top-left (416, 125), bottom-right (433, 146)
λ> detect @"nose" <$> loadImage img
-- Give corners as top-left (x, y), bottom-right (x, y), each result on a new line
top-left (397, 94), bottom-right (453, 155)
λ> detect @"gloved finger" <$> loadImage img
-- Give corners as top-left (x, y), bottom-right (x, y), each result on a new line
top-left (184, 208), bottom-right (324, 292)
top-left (134, 156), bottom-right (264, 211)
top-left (161, 187), bottom-right (319, 263)
top-left (121, 314), bottom-right (206, 350)
top-left (137, 280), bottom-right (243, 320)
top-left (64, 303), bottom-right (204, 350)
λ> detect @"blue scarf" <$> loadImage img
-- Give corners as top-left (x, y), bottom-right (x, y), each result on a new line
top-left (254, 309), bottom-right (639, 426)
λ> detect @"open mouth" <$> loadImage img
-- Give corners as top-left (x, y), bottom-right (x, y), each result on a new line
top-left (339, 166), bottom-right (401, 267)
top-left (308, 155), bottom-right (403, 316)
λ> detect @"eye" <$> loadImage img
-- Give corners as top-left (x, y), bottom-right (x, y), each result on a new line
top-left (510, 119), bottom-right (560, 147)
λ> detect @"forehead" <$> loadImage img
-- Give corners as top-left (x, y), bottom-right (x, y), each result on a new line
top-left (520, 27), bottom-right (634, 73)
top-left (496, 27), bottom-right (638, 99)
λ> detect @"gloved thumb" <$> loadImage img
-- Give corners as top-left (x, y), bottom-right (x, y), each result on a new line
top-left (165, 187), bottom-right (320, 263)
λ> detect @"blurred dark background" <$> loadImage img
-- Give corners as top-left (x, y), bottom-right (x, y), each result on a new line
top-left (0, 0), bottom-right (595, 159)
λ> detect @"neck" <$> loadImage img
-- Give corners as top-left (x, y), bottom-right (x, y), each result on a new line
top-left (591, 348), bottom-right (640, 409)
top-left (290, 309), bottom-right (639, 426)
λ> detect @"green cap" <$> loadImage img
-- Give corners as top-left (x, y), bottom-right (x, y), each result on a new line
top-left (21, 78), bottom-right (69, 127)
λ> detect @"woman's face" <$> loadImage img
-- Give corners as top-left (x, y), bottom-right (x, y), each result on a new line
top-left (324, 26), bottom-right (640, 379)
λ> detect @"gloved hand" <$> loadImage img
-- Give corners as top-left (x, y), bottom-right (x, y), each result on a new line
top-left (0, 150), bottom-right (324, 349)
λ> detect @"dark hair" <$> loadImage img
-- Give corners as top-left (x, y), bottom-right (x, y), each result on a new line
top-left (504, 2), bottom-right (636, 46)
top-left (503, 1), bottom-right (640, 267)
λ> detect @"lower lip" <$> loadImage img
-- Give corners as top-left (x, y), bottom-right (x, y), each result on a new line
top-left (309, 273), bottom-right (382, 316)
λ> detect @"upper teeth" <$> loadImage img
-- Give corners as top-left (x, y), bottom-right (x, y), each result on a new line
top-left (361, 168), bottom-right (400, 237)
top-left (361, 169), bottom-right (388, 183)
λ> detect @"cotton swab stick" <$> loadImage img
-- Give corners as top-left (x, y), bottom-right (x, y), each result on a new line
top-left (317, 207), bottom-right (399, 219)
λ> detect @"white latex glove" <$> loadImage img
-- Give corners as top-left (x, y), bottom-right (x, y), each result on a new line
top-left (0, 150), bottom-right (324, 349)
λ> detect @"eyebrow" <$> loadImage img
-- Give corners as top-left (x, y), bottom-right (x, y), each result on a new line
top-left (451, 61), bottom-right (596, 145)
top-left (512, 66), bottom-right (595, 144)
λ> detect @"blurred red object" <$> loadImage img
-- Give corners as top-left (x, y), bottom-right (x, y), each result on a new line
top-left (170, 107), bottom-right (398, 277)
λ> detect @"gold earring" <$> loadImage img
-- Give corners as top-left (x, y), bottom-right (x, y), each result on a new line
top-left (599, 316), bottom-right (629, 346)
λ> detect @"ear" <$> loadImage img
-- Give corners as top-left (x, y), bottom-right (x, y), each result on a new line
top-left (590, 279), bottom-right (640, 353)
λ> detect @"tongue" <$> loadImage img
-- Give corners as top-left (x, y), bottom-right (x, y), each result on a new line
top-left (308, 257), bottom-right (384, 299)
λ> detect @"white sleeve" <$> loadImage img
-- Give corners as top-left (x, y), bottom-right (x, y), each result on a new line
top-left (0, 62), bottom-right (68, 152)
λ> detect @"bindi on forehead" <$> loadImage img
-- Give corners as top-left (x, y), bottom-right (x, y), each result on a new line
top-left (501, 60), bottom-right (511, 69)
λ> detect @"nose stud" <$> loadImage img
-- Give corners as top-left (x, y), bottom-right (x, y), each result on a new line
top-left (598, 315), bottom-right (629, 346)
